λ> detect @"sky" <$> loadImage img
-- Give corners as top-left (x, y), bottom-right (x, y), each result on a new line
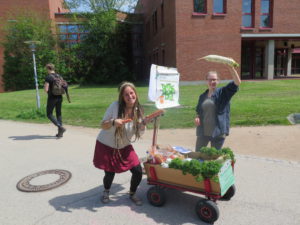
top-left (73, 0), bottom-right (137, 13)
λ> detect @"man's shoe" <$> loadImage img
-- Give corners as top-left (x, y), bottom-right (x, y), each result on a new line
top-left (56, 126), bottom-right (66, 137)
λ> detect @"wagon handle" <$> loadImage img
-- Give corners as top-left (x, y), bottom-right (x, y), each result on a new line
top-left (152, 117), bottom-right (159, 148)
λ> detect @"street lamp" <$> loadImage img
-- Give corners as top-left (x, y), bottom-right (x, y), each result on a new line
top-left (24, 40), bottom-right (41, 109)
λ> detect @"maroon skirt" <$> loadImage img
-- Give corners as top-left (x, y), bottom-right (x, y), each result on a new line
top-left (93, 140), bottom-right (140, 173)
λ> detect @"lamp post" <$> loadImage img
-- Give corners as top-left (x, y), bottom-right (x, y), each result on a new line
top-left (24, 41), bottom-right (41, 109)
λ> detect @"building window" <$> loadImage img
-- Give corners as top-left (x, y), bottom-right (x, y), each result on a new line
top-left (161, 1), bottom-right (164, 28)
top-left (146, 21), bottom-right (150, 40)
top-left (57, 24), bottom-right (88, 46)
top-left (194, 0), bottom-right (207, 14)
top-left (260, 0), bottom-right (273, 28)
top-left (152, 10), bottom-right (158, 35)
top-left (213, 0), bottom-right (226, 14)
top-left (242, 0), bottom-right (254, 28)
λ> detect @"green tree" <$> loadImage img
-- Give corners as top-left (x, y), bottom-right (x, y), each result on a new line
top-left (62, 0), bottom-right (138, 84)
top-left (64, 0), bottom-right (137, 12)
top-left (1, 11), bottom-right (58, 91)
top-left (71, 10), bottom-right (133, 84)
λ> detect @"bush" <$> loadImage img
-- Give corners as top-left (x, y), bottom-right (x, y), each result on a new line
top-left (2, 11), bottom-right (58, 91)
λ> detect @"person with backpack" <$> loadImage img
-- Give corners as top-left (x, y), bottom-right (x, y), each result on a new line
top-left (44, 63), bottom-right (67, 138)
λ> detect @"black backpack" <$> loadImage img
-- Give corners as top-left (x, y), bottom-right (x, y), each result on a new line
top-left (51, 74), bottom-right (68, 96)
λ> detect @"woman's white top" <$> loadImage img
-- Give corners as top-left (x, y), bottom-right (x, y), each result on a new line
top-left (97, 101), bottom-right (143, 149)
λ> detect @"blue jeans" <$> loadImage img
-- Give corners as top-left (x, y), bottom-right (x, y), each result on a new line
top-left (195, 135), bottom-right (225, 151)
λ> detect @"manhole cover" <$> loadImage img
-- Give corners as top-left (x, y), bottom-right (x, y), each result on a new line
top-left (16, 169), bottom-right (71, 192)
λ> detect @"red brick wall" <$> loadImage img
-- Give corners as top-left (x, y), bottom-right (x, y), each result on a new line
top-left (273, 0), bottom-right (300, 32)
top-left (139, 0), bottom-right (300, 81)
top-left (175, 0), bottom-right (242, 81)
top-left (49, 0), bottom-right (68, 19)
top-left (139, 0), bottom-right (176, 75)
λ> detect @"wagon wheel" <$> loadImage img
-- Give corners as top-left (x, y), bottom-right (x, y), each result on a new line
top-left (221, 185), bottom-right (236, 200)
top-left (147, 186), bottom-right (166, 207)
top-left (195, 199), bottom-right (219, 224)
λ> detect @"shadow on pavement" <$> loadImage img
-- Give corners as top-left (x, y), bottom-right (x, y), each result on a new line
top-left (49, 185), bottom-right (125, 213)
top-left (9, 135), bottom-right (57, 140)
top-left (48, 179), bottom-right (209, 225)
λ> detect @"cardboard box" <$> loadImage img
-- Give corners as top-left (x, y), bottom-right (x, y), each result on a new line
top-left (144, 158), bottom-right (234, 196)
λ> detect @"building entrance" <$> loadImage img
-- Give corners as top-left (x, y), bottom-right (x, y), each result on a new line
top-left (241, 41), bottom-right (264, 79)
top-left (274, 48), bottom-right (288, 77)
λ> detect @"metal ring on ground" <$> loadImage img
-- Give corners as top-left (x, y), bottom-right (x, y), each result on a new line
top-left (16, 169), bottom-right (72, 192)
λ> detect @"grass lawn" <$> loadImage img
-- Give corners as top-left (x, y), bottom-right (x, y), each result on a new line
top-left (0, 79), bottom-right (300, 129)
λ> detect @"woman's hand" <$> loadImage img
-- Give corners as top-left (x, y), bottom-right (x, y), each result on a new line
top-left (142, 117), bottom-right (152, 125)
top-left (228, 65), bottom-right (241, 86)
top-left (100, 118), bottom-right (130, 129)
top-left (114, 118), bottom-right (132, 127)
top-left (194, 117), bottom-right (201, 126)
top-left (113, 119), bottom-right (122, 127)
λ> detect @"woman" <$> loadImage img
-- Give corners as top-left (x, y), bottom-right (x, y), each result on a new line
top-left (194, 65), bottom-right (241, 151)
top-left (93, 82), bottom-right (148, 206)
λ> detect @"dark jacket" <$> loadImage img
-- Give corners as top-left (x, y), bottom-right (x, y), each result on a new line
top-left (196, 81), bottom-right (239, 138)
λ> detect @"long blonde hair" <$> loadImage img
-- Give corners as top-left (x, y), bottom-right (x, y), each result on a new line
top-left (115, 82), bottom-right (144, 145)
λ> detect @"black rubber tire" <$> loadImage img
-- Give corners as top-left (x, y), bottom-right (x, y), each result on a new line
top-left (195, 199), bottom-right (219, 224)
top-left (221, 185), bottom-right (236, 200)
top-left (147, 186), bottom-right (166, 207)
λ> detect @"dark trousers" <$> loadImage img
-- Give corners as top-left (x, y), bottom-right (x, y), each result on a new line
top-left (47, 96), bottom-right (63, 127)
top-left (195, 135), bottom-right (225, 151)
top-left (103, 164), bottom-right (143, 193)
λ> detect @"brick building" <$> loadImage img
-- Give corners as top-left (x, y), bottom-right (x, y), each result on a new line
top-left (136, 0), bottom-right (300, 81)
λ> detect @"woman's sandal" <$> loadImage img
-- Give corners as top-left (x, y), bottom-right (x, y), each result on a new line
top-left (129, 193), bottom-right (142, 206)
top-left (101, 190), bottom-right (110, 204)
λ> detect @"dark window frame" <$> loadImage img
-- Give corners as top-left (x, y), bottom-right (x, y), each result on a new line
top-left (213, 0), bottom-right (227, 15)
top-left (242, 0), bottom-right (255, 29)
top-left (193, 0), bottom-right (207, 15)
top-left (260, 0), bottom-right (273, 29)
top-left (57, 24), bottom-right (88, 46)
top-left (145, 21), bottom-right (151, 40)
top-left (152, 10), bottom-right (158, 35)
top-left (161, 1), bottom-right (165, 28)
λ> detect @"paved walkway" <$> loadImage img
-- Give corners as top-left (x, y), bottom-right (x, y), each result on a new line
top-left (0, 120), bottom-right (299, 225)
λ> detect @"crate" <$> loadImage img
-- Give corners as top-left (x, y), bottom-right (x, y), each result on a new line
top-left (144, 158), bottom-right (234, 196)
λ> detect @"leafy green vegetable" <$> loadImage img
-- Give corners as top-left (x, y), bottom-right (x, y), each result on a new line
top-left (199, 146), bottom-right (222, 158)
top-left (201, 161), bottom-right (222, 178)
top-left (168, 147), bottom-right (235, 182)
top-left (169, 158), bottom-right (222, 181)
top-left (189, 159), bottom-right (202, 176)
top-left (168, 158), bottom-right (183, 169)
top-left (221, 147), bottom-right (236, 162)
